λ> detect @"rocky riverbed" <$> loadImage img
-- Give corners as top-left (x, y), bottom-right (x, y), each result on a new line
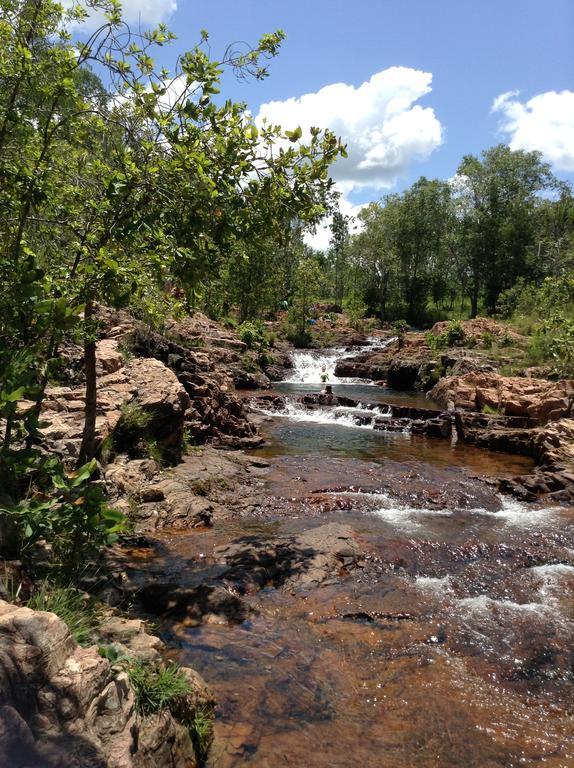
top-left (2, 311), bottom-right (574, 767)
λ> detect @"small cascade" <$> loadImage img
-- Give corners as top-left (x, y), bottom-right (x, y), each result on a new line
top-left (286, 349), bottom-right (343, 384)
top-left (255, 400), bottom-right (392, 430)
top-left (285, 335), bottom-right (396, 385)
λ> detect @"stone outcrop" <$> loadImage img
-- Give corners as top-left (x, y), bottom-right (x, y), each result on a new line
top-left (500, 419), bottom-right (574, 502)
top-left (39, 349), bottom-right (190, 464)
top-left (0, 601), bottom-right (214, 768)
top-left (387, 357), bottom-right (439, 391)
top-left (430, 317), bottom-right (524, 345)
top-left (128, 324), bottom-right (259, 448)
top-left (454, 412), bottom-right (536, 456)
top-left (430, 373), bottom-right (574, 423)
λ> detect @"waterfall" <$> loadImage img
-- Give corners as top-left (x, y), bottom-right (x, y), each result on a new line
top-left (284, 336), bottom-right (396, 385)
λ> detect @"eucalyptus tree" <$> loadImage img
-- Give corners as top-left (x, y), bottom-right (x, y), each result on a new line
top-left (454, 144), bottom-right (558, 316)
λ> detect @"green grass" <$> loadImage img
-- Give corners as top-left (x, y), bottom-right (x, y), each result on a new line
top-left (120, 402), bottom-right (153, 430)
top-left (28, 584), bottom-right (99, 646)
top-left (190, 706), bottom-right (215, 765)
top-left (127, 660), bottom-right (192, 717)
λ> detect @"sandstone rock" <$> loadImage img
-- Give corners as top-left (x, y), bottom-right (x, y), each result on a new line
top-left (214, 522), bottom-right (360, 591)
top-left (232, 368), bottom-right (271, 390)
top-left (430, 317), bottom-right (524, 345)
top-left (96, 339), bottom-right (124, 376)
top-left (454, 412), bottom-right (536, 456)
top-left (430, 373), bottom-right (574, 423)
top-left (0, 600), bottom-right (212, 767)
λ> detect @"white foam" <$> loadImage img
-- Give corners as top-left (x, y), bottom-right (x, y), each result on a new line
top-left (415, 575), bottom-right (452, 593)
top-left (477, 497), bottom-right (560, 527)
top-left (369, 495), bottom-right (454, 531)
top-left (255, 400), bottom-right (392, 431)
top-left (284, 336), bottom-right (396, 385)
top-left (457, 595), bottom-right (546, 615)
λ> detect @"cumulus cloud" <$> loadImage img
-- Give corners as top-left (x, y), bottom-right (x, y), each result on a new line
top-left (63, 0), bottom-right (177, 31)
top-left (492, 90), bottom-right (574, 172)
top-left (305, 196), bottom-right (365, 252)
top-left (255, 66), bottom-right (443, 195)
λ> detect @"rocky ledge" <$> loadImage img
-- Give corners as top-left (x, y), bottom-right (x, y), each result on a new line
top-left (0, 602), bottom-right (214, 768)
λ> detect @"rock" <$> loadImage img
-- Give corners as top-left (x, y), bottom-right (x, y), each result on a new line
top-left (430, 317), bottom-right (524, 345)
top-left (97, 616), bottom-right (163, 663)
top-left (214, 522), bottom-right (360, 592)
top-left (0, 600), bottom-right (212, 767)
top-left (387, 358), bottom-right (421, 390)
top-left (96, 339), bottom-right (124, 376)
top-left (231, 369), bottom-right (270, 390)
top-left (454, 412), bottom-right (536, 456)
top-left (430, 373), bottom-right (574, 423)
top-left (125, 358), bottom-right (190, 463)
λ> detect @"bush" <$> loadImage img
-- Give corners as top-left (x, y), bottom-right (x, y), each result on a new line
top-left (426, 320), bottom-right (465, 352)
top-left (2, 459), bottom-right (125, 575)
top-left (238, 321), bottom-right (267, 351)
top-left (392, 320), bottom-right (409, 349)
top-left (127, 660), bottom-right (192, 717)
top-left (286, 329), bottom-right (313, 348)
top-left (119, 402), bottom-right (152, 431)
top-left (482, 331), bottom-right (495, 349)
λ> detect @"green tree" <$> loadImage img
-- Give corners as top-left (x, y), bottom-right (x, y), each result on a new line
top-left (454, 144), bottom-right (558, 316)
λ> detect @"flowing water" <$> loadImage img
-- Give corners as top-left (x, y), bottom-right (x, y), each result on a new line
top-left (159, 346), bottom-right (574, 767)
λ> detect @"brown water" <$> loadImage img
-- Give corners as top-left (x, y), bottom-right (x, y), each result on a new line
top-left (157, 369), bottom-right (574, 767)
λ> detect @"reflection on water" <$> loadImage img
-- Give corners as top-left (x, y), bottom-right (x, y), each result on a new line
top-left (253, 416), bottom-right (533, 477)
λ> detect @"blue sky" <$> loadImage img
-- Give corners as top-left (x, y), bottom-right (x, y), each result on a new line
top-left (74, 0), bottom-right (574, 245)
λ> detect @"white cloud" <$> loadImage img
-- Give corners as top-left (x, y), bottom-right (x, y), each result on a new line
top-left (255, 66), bottom-right (443, 195)
top-left (492, 90), bottom-right (574, 172)
top-left (255, 67), bottom-right (443, 250)
top-left (64, 0), bottom-right (177, 31)
top-left (304, 193), bottom-right (365, 252)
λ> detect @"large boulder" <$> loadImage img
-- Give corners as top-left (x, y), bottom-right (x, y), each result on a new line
top-left (40, 357), bottom-right (190, 464)
top-left (0, 601), bottom-right (213, 767)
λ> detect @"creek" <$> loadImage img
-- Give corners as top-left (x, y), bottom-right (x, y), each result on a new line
top-left (156, 344), bottom-right (574, 767)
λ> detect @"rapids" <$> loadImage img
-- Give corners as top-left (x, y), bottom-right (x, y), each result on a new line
top-left (157, 344), bottom-right (574, 767)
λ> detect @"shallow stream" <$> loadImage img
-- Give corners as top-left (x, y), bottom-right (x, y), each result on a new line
top-left (160, 345), bottom-right (574, 767)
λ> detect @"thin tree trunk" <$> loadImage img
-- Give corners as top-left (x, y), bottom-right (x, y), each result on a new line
top-left (77, 299), bottom-right (97, 467)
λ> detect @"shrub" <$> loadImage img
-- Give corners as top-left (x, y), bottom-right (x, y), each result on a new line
top-left (2, 459), bottom-right (125, 575)
top-left (286, 329), bottom-right (312, 348)
top-left (127, 660), bottom-right (192, 717)
top-left (444, 320), bottom-right (465, 346)
top-left (238, 321), bottom-right (266, 351)
top-left (119, 402), bottom-right (152, 431)
top-left (392, 320), bottom-right (409, 349)
top-left (241, 354), bottom-right (258, 372)
top-left (482, 331), bottom-right (495, 349)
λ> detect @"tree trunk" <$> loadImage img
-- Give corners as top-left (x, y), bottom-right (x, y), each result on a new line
top-left (77, 300), bottom-right (97, 467)
top-left (470, 289), bottom-right (478, 319)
